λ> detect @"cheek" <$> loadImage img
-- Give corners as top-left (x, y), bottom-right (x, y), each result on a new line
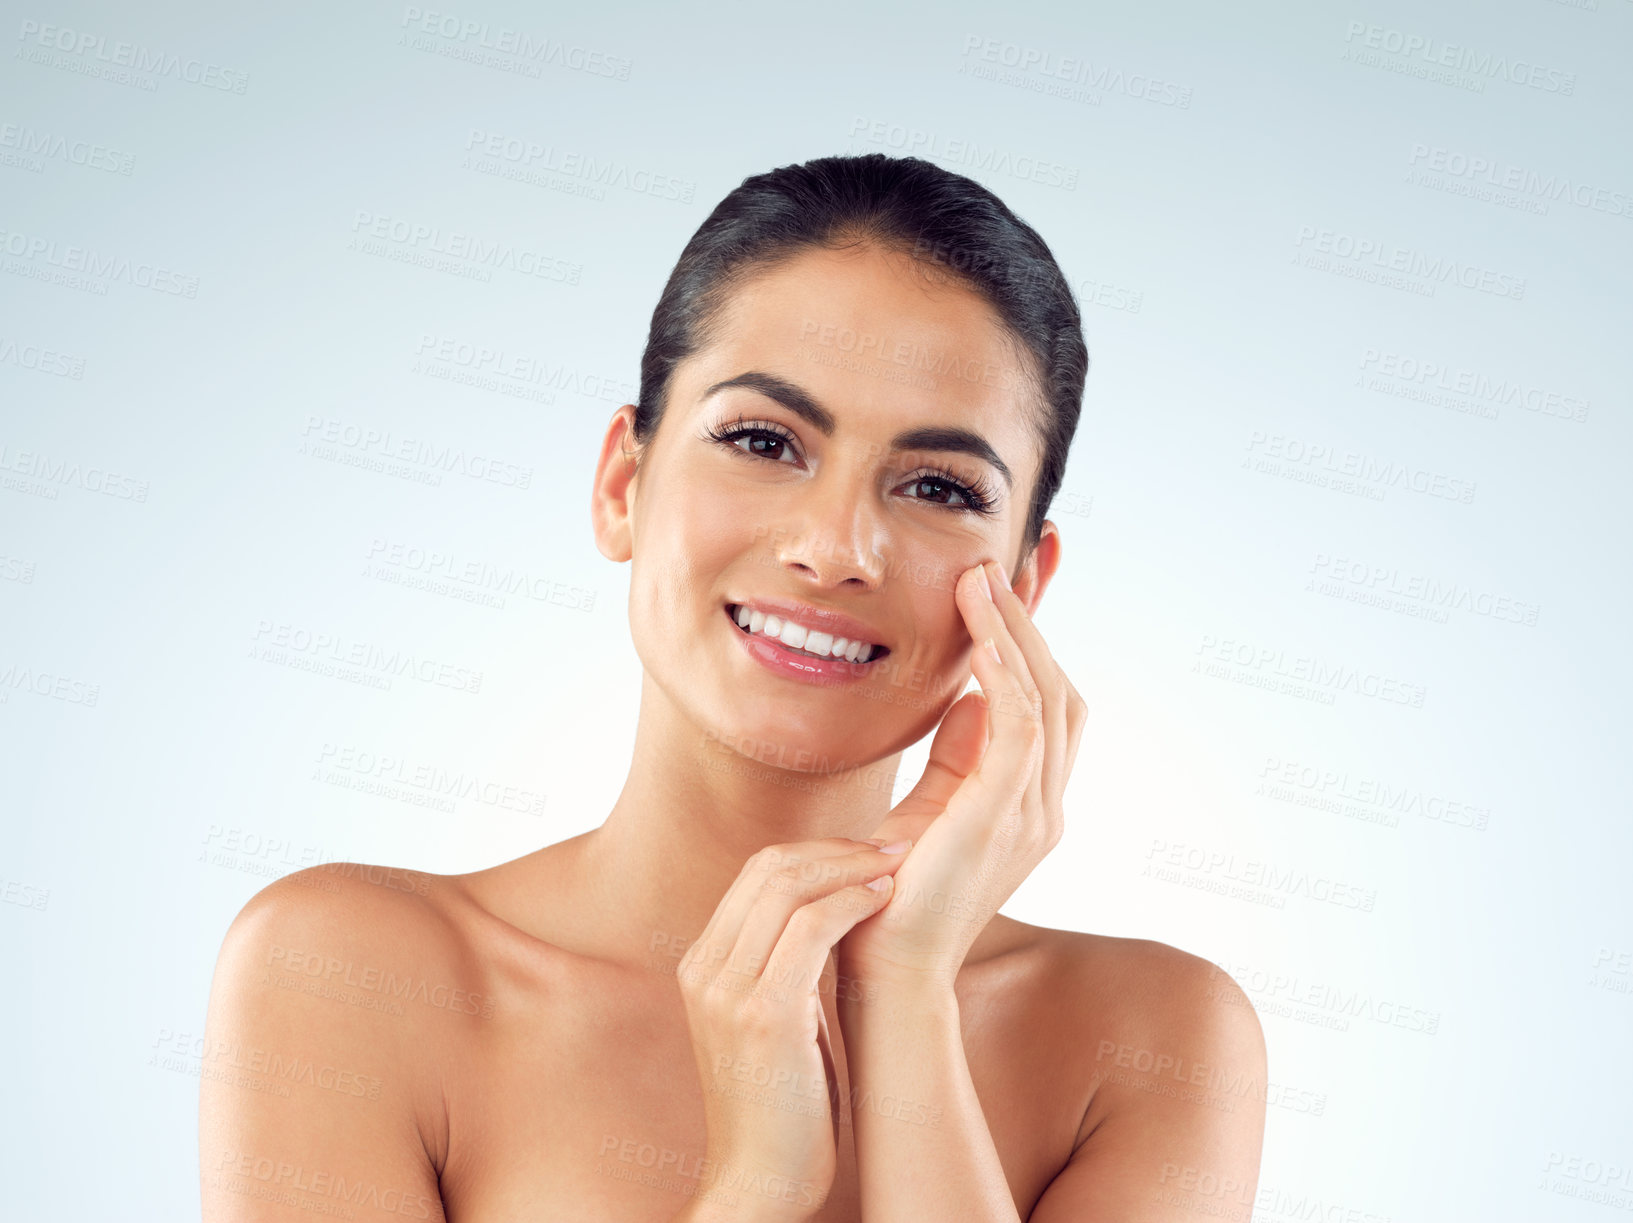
top-left (903, 584), bottom-right (975, 670)
top-left (904, 548), bottom-right (985, 629)
top-left (632, 472), bottom-right (752, 602)
top-left (688, 476), bottom-right (755, 539)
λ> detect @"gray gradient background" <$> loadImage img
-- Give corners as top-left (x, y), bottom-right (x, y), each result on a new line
top-left (2, 1), bottom-right (1630, 1219)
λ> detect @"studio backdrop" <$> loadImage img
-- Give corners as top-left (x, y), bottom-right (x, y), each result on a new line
top-left (2, 1), bottom-right (1629, 1220)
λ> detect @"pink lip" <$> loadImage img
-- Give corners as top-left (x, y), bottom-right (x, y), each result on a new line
top-left (723, 605), bottom-right (887, 688)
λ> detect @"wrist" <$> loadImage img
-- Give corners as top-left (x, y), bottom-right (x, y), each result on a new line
top-left (836, 948), bottom-right (961, 1001)
top-left (835, 965), bottom-right (960, 1019)
top-left (686, 1150), bottom-right (830, 1223)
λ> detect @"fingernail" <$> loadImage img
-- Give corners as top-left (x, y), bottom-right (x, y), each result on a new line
top-left (982, 637), bottom-right (1002, 666)
top-left (992, 561), bottom-right (1010, 592)
top-left (866, 876), bottom-right (893, 893)
top-left (877, 839), bottom-right (912, 854)
top-left (974, 565), bottom-right (993, 601)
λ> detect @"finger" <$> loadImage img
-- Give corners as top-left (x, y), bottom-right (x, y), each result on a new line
top-left (958, 567), bottom-right (1044, 809)
top-left (953, 561), bottom-right (1071, 849)
top-left (988, 560), bottom-right (1085, 822)
top-left (1055, 671), bottom-right (1089, 815)
top-left (813, 968), bottom-right (843, 1137)
top-left (963, 627), bottom-right (1041, 831)
top-left (719, 847), bottom-right (910, 992)
top-left (755, 877), bottom-right (898, 1012)
top-left (982, 561), bottom-right (1056, 829)
top-left (957, 563), bottom-right (1041, 723)
top-left (681, 838), bottom-right (885, 982)
top-left (966, 561), bottom-right (1045, 724)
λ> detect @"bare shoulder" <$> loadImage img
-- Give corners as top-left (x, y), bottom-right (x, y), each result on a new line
top-left (988, 920), bottom-right (1269, 1222)
top-left (211, 861), bottom-right (478, 1014)
top-left (1061, 926), bottom-right (1260, 1033)
top-left (977, 918), bottom-right (1267, 1126)
top-left (201, 860), bottom-right (485, 1194)
top-left (984, 916), bottom-right (1263, 1038)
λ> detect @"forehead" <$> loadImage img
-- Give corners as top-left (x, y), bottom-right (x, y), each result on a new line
top-left (680, 243), bottom-right (1041, 469)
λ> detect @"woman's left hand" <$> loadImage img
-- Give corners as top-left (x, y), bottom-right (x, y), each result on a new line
top-left (836, 559), bottom-right (1088, 990)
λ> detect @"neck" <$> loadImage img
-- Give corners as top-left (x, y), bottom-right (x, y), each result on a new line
top-left (574, 670), bottom-right (905, 966)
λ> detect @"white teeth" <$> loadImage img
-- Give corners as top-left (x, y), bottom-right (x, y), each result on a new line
top-left (730, 604), bottom-right (880, 662)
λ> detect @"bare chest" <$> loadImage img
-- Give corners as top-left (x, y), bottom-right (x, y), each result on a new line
top-left (433, 956), bottom-right (1078, 1223)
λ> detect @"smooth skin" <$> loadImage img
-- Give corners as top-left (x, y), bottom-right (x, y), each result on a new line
top-left (200, 242), bottom-right (1266, 1222)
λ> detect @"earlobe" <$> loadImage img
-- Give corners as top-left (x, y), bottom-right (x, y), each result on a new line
top-left (591, 405), bottom-right (641, 563)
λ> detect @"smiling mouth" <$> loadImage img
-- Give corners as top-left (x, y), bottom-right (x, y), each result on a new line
top-left (724, 604), bottom-right (891, 664)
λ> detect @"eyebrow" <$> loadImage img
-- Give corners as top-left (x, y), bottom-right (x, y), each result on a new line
top-left (702, 370), bottom-right (1014, 490)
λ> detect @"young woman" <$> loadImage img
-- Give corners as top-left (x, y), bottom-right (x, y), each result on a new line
top-left (200, 154), bottom-right (1266, 1223)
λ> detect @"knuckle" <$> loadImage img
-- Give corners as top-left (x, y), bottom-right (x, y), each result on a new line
top-left (748, 847), bottom-right (782, 872)
top-left (680, 971), bottom-right (719, 1008)
top-left (786, 899), bottom-right (827, 932)
top-left (828, 883), bottom-right (879, 919)
top-left (1000, 687), bottom-right (1034, 720)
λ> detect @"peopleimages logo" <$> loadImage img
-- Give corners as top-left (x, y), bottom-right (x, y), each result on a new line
top-left (0, 443), bottom-right (149, 501)
top-left (1407, 144), bottom-right (1630, 218)
top-left (349, 211), bottom-right (581, 285)
top-left (15, 19), bottom-right (251, 93)
top-left (1359, 349), bottom-right (1590, 425)
top-left (1293, 226), bottom-right (1525, 300)
top-left (0, 226), bottom-right (200, 298)
top-left (958, 34), bottom-right (1193, 107)
top-left (0, 122), bottom-right (136, 175)
top-left (846, 116), bottom-right (1079, 190)
top-left (398, 6), bottom-right (631, 80)
top-left (1341, 20), bottom-right (1576, 94)
top-left (462, 129), bottom-right (693, 202)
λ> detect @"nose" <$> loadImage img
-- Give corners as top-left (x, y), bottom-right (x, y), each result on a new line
top-left (773, 468), bottom-right (887, 591)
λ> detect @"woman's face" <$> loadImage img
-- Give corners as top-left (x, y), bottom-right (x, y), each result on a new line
top-left (598, 241), bottom-right (1058, 771)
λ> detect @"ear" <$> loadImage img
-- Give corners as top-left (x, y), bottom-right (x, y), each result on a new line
top-left (1011, 520), bottom-right (1063, 617)
top-left (591, 404), bottom-right (642, 563)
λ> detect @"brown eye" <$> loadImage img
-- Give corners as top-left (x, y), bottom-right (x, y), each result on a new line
top-left (900, 466), bottom-right (996, 515)
top-left (909, 476), bottom-right (964, 506)
top-left (703, 417), bottom-right (803, 466)
top-left (741, 432), bottom-right (790, 461)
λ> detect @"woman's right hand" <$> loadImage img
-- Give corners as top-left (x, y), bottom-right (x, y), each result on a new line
top-left (675, 836), bottom-right (911, 1221)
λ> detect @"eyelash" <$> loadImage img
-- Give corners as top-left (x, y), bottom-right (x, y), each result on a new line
top-left (701, 415), bottom-right (1000, 516)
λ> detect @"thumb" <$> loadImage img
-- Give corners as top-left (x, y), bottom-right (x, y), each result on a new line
top-left (866, 689), bottom-right (991, 848)
top-left (909, 688), bottom-right (990, 808)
